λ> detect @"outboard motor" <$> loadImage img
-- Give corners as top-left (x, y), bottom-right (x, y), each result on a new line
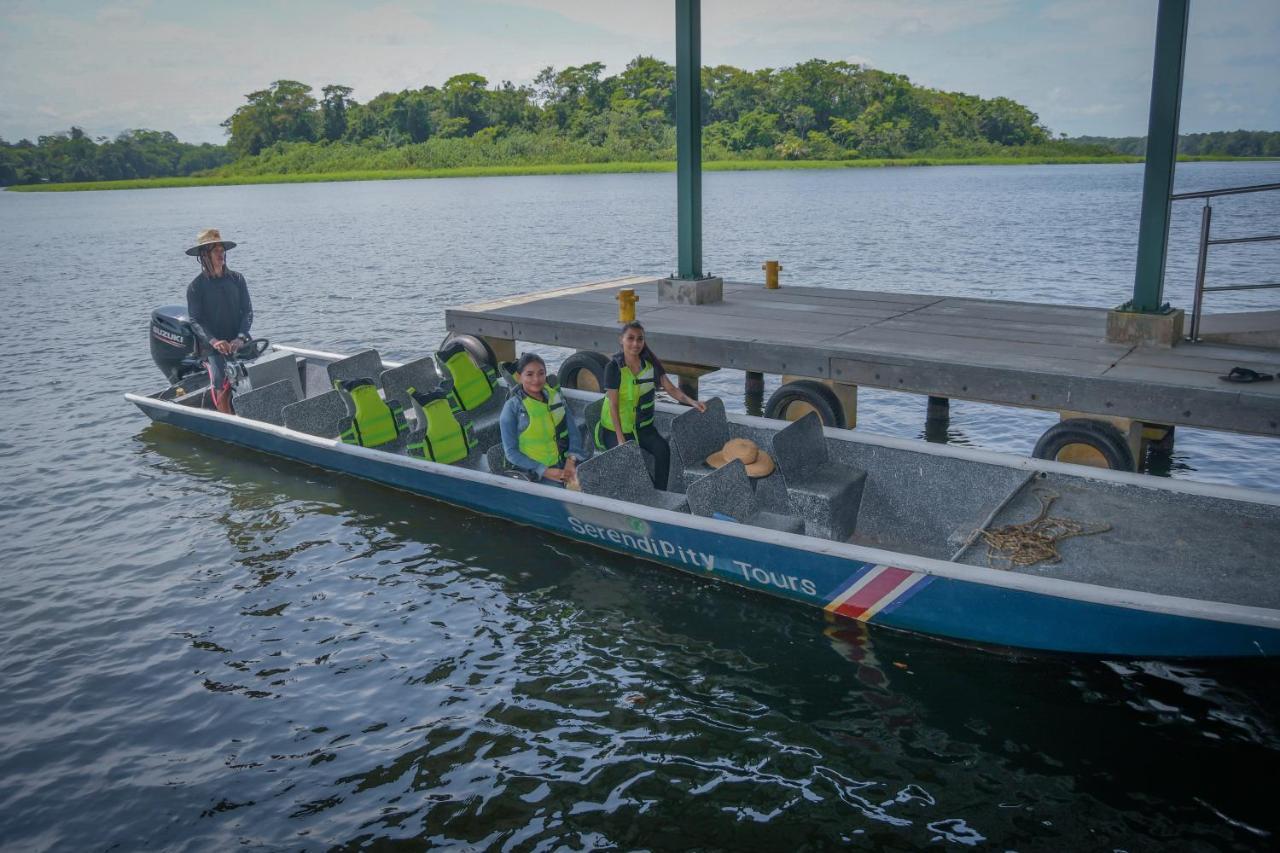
top-left (150, 305), bottom-right (203, 384)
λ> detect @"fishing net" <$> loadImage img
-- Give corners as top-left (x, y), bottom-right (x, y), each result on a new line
top-left (979, 489), bottom-right (1111, 569)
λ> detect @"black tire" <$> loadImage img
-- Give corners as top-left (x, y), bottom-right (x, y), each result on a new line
top-left (1033, 418), bottom-right (1135, 471)
top-left (764, 380), bottom-right (846, 429)
top-left (559, 351), bottom-right (610, 392)
top-left (440, 333), bottom-right (496, 370)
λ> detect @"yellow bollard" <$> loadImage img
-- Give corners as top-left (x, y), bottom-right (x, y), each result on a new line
top-left (617, 288), bottom-right (639, 323)
top-left (762, 260), bottom-right (782, 289)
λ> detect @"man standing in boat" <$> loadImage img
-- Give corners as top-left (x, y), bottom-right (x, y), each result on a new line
top-left (185, 228), bottom-right (252, 414)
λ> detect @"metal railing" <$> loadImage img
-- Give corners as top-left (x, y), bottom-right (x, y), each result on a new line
top-left (1172, 181), bottom-right (1280, 341)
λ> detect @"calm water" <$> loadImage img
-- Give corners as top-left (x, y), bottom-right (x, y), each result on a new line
top-left (2, 163), bottom-right (1279, 850)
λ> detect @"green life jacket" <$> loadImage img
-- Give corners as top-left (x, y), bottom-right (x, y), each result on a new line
top-left (597, 354), bottom-right (655, 448)
top-left (438, 343), bottom-right (497, 412)
top-left (337, 379), bottom-right (406, 448)
top-left (516, 384), bottom-right (569, 468)
top-left (407, 389), bottom-right (475, 464)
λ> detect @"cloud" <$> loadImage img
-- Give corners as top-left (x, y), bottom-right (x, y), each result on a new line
top-left (1, 0), bottom-right (1277, 142)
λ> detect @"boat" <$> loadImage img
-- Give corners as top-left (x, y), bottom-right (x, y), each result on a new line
top-left (131, 309), bottom-right (1280, 658)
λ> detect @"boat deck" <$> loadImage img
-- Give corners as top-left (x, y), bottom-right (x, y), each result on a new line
top-left (445, 276), bottom-right (1280, 437)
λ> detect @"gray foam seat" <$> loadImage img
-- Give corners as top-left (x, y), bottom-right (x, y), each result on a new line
top-left (381, 357), bottom-right (441, 411)
top-left (282, 389), bottom-right (351, 438)
top-left (233, 379), bottom-right (300, 426)
top-left (771, 412), bottom-right (867, 542)
top-left (485, 443), bottom-right (529, 479)
top-left (686, 459), bottom-right (806, 535)
top-left (669, 396), bottom-right (729, 491)
top-left (326, 349), bottom-right (384, 390)
top-left (452, 382), bottom-right (506, 435)
top-left (247, 352), bottom-right (303, 400)
top-left (582, 397), bottom-right (605, 446)
top-left (575, 441), bottom-right (689, 513)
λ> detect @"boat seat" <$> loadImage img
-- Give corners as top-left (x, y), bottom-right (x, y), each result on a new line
top-left (669, 396), bottom-right (730, 492)
top-left (233, 379), bottom-right (300, 427)
top-left (405, 389), bottom-right (476, 464)
top-left (578, 397), bottom-right (605, 457)
top-left (336, 378), bottom-right (408, 451)
top-left (437, 343), bottom-right (499, 412)
top-left (485, 443), bottom-right (530, 479)
top-left (282, 389), bottom-right (351, 438)
top-left (686, 459), bottom-right (806, 535)
top-left (771, 412), bottom-right (867, 541)
top-left (575, 441), bottom-right (689, 513)
top-left (247, 352), bottom-right (303, 400)
top-left (327, 348), bottom-right (384, 390)
top-left (381, 356), bottom-right (441, 412)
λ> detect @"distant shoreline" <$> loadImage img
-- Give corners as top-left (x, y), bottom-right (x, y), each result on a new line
top-left (5, 154), bottom-right (1266, 193)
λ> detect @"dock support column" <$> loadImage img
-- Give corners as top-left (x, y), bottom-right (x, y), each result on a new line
top-left (925, 396), bottom-right (950, 443)
top-left (744, 371), bottom-right (765, 417)
top-left (1110, 0), bottom-right (1189, 344)
top-left (675, 0), bottom-right (703, 281)
top-left (481, 336), bottom-right (516, 364)
top-left (664, 361), bottom-right (718, 406)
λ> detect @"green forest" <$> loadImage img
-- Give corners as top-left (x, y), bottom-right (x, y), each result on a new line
top-left (3, 56), bottom-right (1276, 188)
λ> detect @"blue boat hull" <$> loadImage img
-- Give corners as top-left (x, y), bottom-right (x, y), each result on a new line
top-left (133, 395), bottom-right (1280, 659)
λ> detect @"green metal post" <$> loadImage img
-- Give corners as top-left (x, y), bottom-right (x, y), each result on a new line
top-left (1128, 0), bottom-right (1189, 313)
top-left (675, 0), bottom-right (702, 279)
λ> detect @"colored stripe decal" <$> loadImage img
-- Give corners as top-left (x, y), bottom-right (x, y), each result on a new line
top-left (826, 566), bottom-right (923, 623)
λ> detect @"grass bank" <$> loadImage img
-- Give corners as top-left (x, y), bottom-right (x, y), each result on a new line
top-left (9, 153), bottom-right (1219, 192)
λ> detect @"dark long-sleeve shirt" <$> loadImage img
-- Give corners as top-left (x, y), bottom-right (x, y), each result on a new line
top-left (186, 269), bottom-right (252, 346)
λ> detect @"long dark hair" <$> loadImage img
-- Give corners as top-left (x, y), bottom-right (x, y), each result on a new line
top-left (619, 321), bottom-right (653, 361)
top-left (197, 245), bottom-right (226, 278)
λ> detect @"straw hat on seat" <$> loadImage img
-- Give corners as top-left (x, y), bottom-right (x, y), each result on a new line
top-left (705, 438), bottom-right (775, 477)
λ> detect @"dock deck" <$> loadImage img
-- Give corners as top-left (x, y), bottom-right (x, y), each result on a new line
top-left (446, 276), bottom-right (1280, 438)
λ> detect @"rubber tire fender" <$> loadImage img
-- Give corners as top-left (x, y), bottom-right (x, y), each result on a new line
top-left (1032, 418), bottom-right (1135, 471)
top-left (439, 332), bottom-right (497, 370)
top-left (764, 379), bottom-right (847, 429)
top-left (559, 351), bottom-right (610, 392)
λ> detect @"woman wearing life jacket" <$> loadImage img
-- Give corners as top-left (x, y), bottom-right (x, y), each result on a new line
top-left (597, 321), bottom-right (706, 489)
top-left (500, 353), bottom-right (586, 486)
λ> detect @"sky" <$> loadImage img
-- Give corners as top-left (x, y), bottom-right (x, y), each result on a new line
top-left (2, 0), bottom-right (1278, 145)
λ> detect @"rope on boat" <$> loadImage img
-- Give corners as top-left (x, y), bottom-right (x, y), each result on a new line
top-left (979, 489), bottom-right (1111, 569)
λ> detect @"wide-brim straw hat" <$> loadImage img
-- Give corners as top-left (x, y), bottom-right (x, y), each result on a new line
top-left (185, 228), bottom-right (237, 256)
top-left (706, 438), bottom-right (775, 477)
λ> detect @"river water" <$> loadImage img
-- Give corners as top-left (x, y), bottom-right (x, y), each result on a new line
top-left (2, 163), bottom-right (1278, 850)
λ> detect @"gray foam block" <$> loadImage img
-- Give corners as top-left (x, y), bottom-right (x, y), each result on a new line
top-left (233, 379), bottom-right (300, 427)
top-left (326, 349), bottom-right (384, 389)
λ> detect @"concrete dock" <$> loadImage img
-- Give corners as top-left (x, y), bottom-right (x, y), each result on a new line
top-left (446, 276), bottom-right (1280, 441)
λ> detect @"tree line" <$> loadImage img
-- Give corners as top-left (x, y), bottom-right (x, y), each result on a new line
top-left (3, 56), bottom-right (1275, 186)
top-left (1070, 130), bottom-right (1280, 158)
top-left (0, 128), bottom-right (231, 186)
top-left (219, 57), bottom-right (1057, 160)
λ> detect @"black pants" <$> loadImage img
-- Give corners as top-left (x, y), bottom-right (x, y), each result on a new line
top-left (600, 424), bottom-right (671, 490)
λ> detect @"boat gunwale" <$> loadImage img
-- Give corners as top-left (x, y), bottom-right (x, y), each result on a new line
top-left (126, 360), bottom-right (1280, 633)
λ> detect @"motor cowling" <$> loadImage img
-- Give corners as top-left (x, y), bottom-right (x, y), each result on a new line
top-left (150, 305), bottom-right (203, 384)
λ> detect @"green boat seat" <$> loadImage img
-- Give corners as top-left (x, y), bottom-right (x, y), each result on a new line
top-left (335, 378), bottom-right (407, 449)
top-left (407, 389), bottom-right (476, 464)
top-left (437, 342), bottom-right (499, 413)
